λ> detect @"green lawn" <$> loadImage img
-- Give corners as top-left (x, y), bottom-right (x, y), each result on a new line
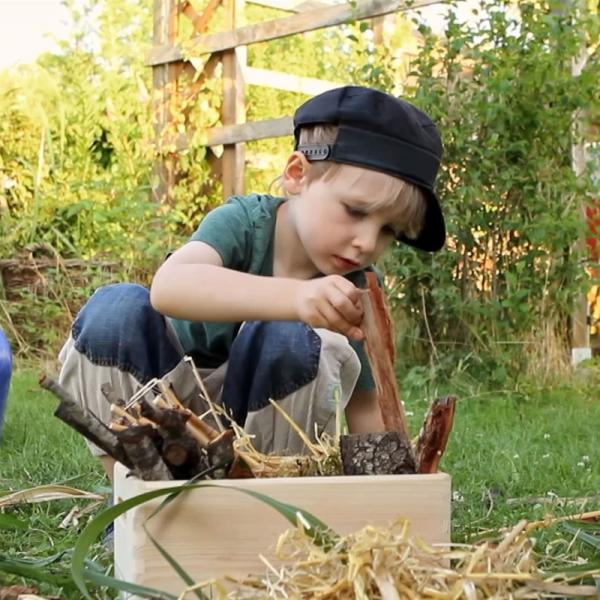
top-left (1, 367), bottom-right (599, 597)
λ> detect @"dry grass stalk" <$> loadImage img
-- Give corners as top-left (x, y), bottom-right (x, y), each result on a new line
top-left (189, 519), bottom-right (599, 599)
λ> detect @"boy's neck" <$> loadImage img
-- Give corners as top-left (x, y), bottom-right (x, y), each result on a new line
top-left (273, 201), bottom-right (320, 280)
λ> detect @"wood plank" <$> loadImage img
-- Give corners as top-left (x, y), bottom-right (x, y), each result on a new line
top-left (244, 66), bottom-right (342, 95)
top-left (221, 0), bottom-right (247, 198)
top-left (570, 33), bottom-right (591, 359)
top-left (147, 0), bottom-right (443, 66)
top-left (152, 0), bottom-right (181, 204)
top-left (114, 462), bottom-right (451, 593)
top-left (247, 0), bottom-right (334, 11)
top-left (207, 116), bottom-right (293, 145)
top-left (181, 0), bottom-right (223, 34)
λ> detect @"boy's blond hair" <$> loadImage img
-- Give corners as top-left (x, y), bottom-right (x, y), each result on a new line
top-left (297, 125), bottom-right (426, 240)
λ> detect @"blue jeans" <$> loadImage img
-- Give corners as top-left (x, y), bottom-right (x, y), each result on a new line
top-left (70, 283), bottom-right (321, 425)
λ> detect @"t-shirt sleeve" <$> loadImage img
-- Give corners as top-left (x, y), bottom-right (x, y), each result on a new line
top-left (189, 199), bottom-right (252, 270)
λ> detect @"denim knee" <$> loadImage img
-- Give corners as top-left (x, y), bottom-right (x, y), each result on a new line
top-left (71, 283), bottom-right (181, 383)
top-left (221, 321), bottom-right (321, 425)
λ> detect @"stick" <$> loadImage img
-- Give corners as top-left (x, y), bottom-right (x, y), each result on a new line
top-left (183, 355), bottom-right (226, 432)
top-left (39, 374), bottom-right (133, 468)
top-left (116, 425), bottom-right (173, 481)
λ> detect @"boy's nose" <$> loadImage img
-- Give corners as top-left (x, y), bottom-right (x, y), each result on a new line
top-left (351, 226), bottom-right (379, 256)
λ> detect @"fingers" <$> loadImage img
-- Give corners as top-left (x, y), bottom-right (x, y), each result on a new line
top-left (315, 297), bottom-right (364, 341)
top-left (327, 279), bottom-right (364, 326)
top-left (314, 276), bottom-right (365, 340)
top-left (296, 276), bottom-right (367, 340)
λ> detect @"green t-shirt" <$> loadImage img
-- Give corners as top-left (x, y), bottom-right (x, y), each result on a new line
top-left (169, 193), bottom-right (375, 390)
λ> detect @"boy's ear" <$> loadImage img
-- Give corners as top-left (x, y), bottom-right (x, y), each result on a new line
top-left (282, 151), bottom-right (310, 194)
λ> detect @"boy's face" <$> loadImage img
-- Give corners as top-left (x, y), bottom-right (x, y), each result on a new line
top-left (289, 162), bottom-right (404, 276)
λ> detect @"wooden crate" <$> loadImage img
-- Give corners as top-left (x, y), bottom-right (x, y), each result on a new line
top-left (113, 462), bottom-right (451, 596)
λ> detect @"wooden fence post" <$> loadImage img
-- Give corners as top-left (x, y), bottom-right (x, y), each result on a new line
top-left (152, 0), bottom-right (181, 204)
top-left (569, 0), bottom-right (591, 364)
top-left (222, 0), bottom-right (247, 199)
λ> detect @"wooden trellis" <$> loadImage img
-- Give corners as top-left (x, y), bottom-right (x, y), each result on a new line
top-left (148, 0), bottom-right (440, 203)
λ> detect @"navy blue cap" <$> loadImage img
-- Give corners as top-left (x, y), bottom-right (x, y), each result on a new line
top-left (293, 86), bottom-right (445, 252)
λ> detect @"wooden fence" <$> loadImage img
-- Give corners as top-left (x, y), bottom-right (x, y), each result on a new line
top-left (149, 0), bottom-right (441, 203)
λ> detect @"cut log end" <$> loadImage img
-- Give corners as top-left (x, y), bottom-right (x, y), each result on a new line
top-left (340, 431), bottom-right (416, 476)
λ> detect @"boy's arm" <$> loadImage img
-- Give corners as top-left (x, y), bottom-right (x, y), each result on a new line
top-left (150, 241), bottom-right (364, 339)
top-left (345, 388), bottom-right (385, 433)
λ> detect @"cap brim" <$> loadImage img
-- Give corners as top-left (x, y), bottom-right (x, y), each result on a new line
top-left (398, 189), bottom-right (445, 252)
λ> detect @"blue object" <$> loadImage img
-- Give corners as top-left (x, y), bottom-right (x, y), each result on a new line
top-left (0, 327), bottom-right (12, 440)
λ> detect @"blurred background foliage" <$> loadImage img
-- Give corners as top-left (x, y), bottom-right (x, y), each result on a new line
top-left (0, 0), bottom-right (598, 385)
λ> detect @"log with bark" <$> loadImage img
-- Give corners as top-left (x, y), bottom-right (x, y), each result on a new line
top-left (340, 272), bottom-right (457, 476)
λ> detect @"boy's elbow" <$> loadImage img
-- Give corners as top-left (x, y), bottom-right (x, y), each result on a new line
top-left (149, 271), bottom-right (168, 314)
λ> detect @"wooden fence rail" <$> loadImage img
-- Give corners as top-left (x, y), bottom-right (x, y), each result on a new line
top-left (150, 0), bottom-right (442, 200)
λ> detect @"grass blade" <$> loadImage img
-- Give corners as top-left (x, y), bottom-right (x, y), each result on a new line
top-left (72, 485), bottom-right (187, 599)
top-left (562, 522), bottom-right (600, 551)
top-left (73, 481), bottom-right (338, 598)
top-left (0, 484), bottom-right (104, 508)
top-left (143, 524), bottom-right (209, 600)
top-left (0, 556), bottom-right (72, 587)
top-left (82, 569), bottom-right (178, 600)
top-left (231, 487), bottom-right (339, 549)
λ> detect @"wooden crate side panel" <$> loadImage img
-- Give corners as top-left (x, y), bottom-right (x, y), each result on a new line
top-left (114, 464), bottom-right (451, 594)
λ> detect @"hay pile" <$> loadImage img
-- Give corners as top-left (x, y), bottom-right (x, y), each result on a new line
top-left (187, 519), bottom-right (598, 599)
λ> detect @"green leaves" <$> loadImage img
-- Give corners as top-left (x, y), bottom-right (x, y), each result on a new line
top-left (376, 0), bottom-right (600, 381)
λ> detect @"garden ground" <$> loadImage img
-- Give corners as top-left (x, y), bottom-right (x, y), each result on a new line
top-left (1, 366), bottom-right (600, 597)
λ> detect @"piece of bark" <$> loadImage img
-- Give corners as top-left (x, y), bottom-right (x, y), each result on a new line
top-left (361, 272), bottom-right (411, 439)
top-left (415, 396), bottom-right (457, 474)
top-left (227, 454), bottom-right (255, 479)
top-left (140, 402), bottom-right (190, 434)
top-left (207, 429), bottom-right (236, 478)
top-left (340, 432), bottom-right (416, 475)
top-left (116, 425), bottom-right (173, 481)
top-left (40, 374), bottom-right (133, 469)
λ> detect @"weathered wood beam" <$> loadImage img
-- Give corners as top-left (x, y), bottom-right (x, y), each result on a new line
top-left (207, 116), bottom-right (293, 145)
top-left (222, 0), bottom-right (247, 197)
top-left (244, 66), bottom-right (342, 95)
top-left (152, 0), bottom-right (181, 204)
top-left (247, 0), bottom-right (334, 11)
top-left (181, 0), bottom-right (223, 34)
top-left (147, 0), bottom-right (444, 66)
top-left (171, 116), bottom-right (292, 151)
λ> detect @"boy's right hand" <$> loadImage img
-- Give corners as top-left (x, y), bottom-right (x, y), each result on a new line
top-left (295, 276), bottom-right (365, 340)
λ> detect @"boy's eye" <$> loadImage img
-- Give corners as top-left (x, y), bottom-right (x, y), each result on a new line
top-left (344, 204), bottom-right (365, 218)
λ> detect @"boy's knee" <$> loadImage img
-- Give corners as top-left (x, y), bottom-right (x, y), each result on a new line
top-left (221, 321), bottom-right (361, 426)
top-left (222, 321), bottom-right (321, 424)
top-left (70, 283), bottom-right (180, 382)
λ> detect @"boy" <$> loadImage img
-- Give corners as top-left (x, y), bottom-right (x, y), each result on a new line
top-left (58, 85), bottom-right (445, 480)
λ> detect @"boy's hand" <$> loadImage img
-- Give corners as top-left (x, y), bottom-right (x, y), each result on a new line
top-left (295, 276), bottom-right (364, 340)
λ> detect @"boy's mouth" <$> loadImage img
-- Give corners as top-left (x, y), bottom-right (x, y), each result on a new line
top-left (333, 255), bottom-right (360, 270)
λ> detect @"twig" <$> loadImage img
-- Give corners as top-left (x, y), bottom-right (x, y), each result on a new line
top-left (183, 355), bottom-right (226, 432)
top-left (526, 509), bottom-right (600, 533)
top-left (419, 285), bottom-right (439, 364)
